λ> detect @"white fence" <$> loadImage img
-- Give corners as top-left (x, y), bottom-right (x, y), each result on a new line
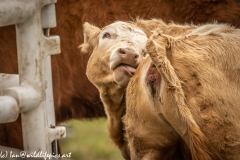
top-left (0, 0), bottom-right (66, 159)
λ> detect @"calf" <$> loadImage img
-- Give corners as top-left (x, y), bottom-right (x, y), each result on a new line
top-left (80, 21), bottom-right (148, 159)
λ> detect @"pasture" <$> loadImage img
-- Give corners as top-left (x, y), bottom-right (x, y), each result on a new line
top-left (60, 119), bottom-right (123, 160)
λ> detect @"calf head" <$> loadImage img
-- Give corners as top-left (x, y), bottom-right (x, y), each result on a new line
top-left (80, 22), bottom-right (147, 91)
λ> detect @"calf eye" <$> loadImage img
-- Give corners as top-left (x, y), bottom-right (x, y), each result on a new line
top-left (102, 32), bottom-right (111, 39)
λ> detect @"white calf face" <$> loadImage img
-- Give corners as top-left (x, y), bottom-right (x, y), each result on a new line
top-left (84, 21), bottom-right (148, 88)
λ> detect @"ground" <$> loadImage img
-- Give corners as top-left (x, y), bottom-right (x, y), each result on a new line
top-left (60, 119), bottom-right (123, 160)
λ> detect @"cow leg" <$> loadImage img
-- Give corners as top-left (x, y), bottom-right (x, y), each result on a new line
top-left (146, 30), bottom-right (221, 160)
top-left (121, 141), bottom-right (130, 160)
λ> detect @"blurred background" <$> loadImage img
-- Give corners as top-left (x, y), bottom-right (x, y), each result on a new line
top-left (60, 119), bottom-right (124, 160)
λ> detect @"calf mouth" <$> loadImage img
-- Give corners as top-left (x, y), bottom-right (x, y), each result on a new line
top-left (110, 47), bottom-right (140, 86)
top-left (114, 63), bottom-right (137, 77)
top-left (112, 63), bottom-right (138, 87)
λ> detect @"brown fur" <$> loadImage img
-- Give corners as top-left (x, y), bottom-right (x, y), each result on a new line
top-left (124, 56), bottom-right (192, 160)
top-left (0, 0), bottom-right (240, 151)
top-left (128, 19), bottom-right (240, 159)
top-left (146, 29), bottom-right (221, 160)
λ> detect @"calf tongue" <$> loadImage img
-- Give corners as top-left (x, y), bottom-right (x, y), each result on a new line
top-left (122, 64), bottom-right (136, 74)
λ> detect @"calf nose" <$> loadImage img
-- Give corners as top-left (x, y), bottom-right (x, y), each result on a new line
top-left (118, 48), bottom-right (139, 60)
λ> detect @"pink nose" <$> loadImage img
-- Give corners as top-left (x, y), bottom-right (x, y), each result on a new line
top-left (118, 48), bottom-right (139, 59)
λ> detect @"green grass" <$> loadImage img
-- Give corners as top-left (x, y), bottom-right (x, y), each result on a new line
top-left (59, 118), bottom-right (124, 160)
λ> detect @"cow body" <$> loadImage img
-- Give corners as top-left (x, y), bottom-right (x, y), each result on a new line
top-left (126, 20), bottom-right (240, 159)
top-left (123, 56), bottom-right (192, 160)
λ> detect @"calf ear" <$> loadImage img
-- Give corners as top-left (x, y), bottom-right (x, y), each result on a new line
top-left (135, 19), bottom-right (167, 37)
top-left (79, 22), bottom-right (101, 54)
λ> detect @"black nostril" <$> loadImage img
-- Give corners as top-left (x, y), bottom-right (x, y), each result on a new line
top-left (119, 48), bottom-right (126, 54)
top-left (135, 54), bottom-right (139, 59)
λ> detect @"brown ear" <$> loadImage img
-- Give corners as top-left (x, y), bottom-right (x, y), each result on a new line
top-left (135, 18), bottom-right (167, 37)
top-left (79, 22), bottom-right (101, 54)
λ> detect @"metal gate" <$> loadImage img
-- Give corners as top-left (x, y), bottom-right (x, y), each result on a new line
top-left (0, 0), bottom-right (66, 159)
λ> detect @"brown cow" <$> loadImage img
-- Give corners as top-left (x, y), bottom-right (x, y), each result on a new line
top-left (0, 0), bottom-right (240, 150)
top-left (125, 19), bottom-right (240, 159)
